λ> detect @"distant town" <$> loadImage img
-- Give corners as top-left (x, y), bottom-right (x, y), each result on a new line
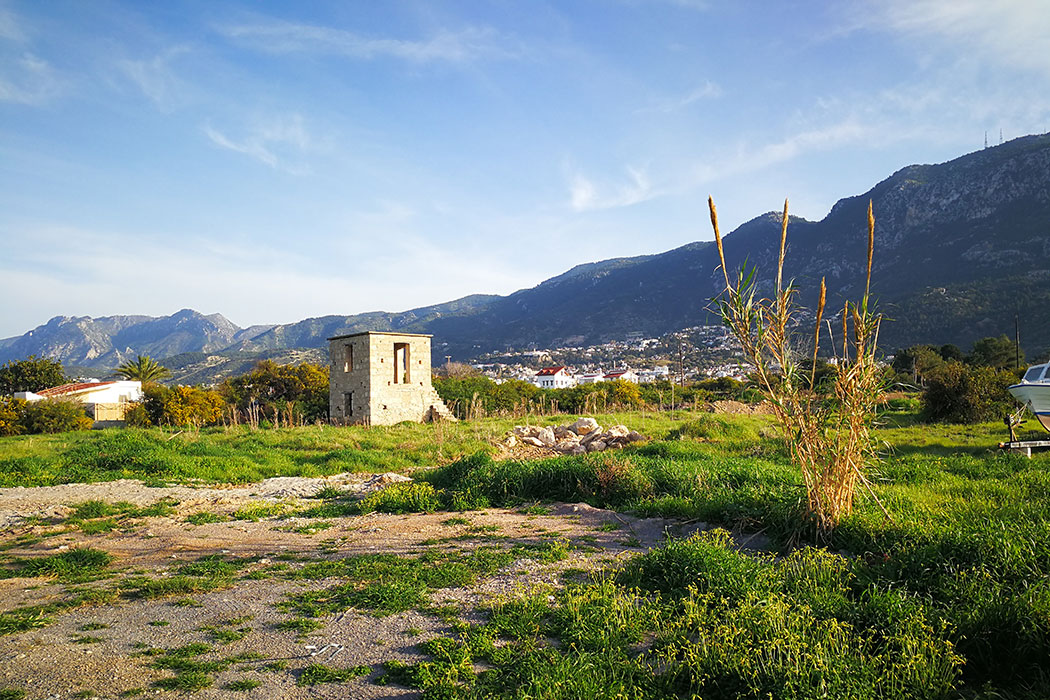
top-left (450, 325), bottom-right (753, 387)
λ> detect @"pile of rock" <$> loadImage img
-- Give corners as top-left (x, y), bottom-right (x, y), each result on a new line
top-left (504, 417), bottom-right (646, 455)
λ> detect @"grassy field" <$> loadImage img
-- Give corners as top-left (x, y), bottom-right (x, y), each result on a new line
top-left (2, 409), bottom-right (1049, 698)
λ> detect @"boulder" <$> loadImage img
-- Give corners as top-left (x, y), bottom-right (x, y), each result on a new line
top-left (554, 425), bottom-right (571, 439)
top-left (606, 424), bottom-right (630, 438)
top-left (569, 444), bottom-right (587, 456)
top-left (626, 430), bottom-right (645, 443)
top-left (586, 440), bottom-right (607, 452)
top-left (536, 427), bottom-right (557, 447)
top-left (569, 417), bottom-right (600, 435)
top-left (503, 434), bottom-right (517, 448)
top-left (522, 436), bottom-right (546, 448)
top-left (580, 430), bottom-right (603, 445)
top-left (554, 436), bottom-right (581, 453)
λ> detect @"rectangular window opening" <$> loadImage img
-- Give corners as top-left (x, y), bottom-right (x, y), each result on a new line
top-left (343, 344), bottom-right (353, 373)
top-left (394, 343), bottom-right (410, 384)
top-left (344, 391), bottom-right (353, 417)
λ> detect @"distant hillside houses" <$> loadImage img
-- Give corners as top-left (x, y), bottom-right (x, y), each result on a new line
top-left (526, 366), bottom-right (651, 389)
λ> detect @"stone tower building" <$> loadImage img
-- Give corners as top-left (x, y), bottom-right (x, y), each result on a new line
top-left (328, 331), bottom-right (456, 426)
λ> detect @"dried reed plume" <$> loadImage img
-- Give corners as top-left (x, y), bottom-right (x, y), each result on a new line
top-left (710, 197), bottom-right (886, 538)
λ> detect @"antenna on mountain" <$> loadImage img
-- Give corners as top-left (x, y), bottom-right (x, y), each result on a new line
top-left (984, 131), bottom-right (988, 149)
top-left (1000, 128), bottom-right (1004, 145)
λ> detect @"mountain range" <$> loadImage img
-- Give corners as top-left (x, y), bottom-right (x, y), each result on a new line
top-left (5, 132), bottom-right (1050, 376)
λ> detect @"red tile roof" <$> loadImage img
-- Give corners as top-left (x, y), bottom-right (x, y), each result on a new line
top-left (535, 366), bottom-right (567, 376)
top-left (37, 381), bottom-right (117, 398)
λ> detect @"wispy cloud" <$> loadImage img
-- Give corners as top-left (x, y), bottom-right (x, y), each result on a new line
top-left (116, 46), bottom-right (190, 111)
top-left (851, 0), bottom-right (1050, 76)
top-left (0, 52), bottom-right (61, 104)
top-left (219, 21), bottom-right (512, 63)
top-left (0, 6), bottom-right (23, 41)
top-left (568, 164), bottom-right (657, 212)
top-left (639, 80), bottom-right (722, 113)
top-left (680, 119), bottom-right (873, 191)
top-left (204, 115), bottom-right (314, 174)
top-left (739, 120), bottom-right (870, 172)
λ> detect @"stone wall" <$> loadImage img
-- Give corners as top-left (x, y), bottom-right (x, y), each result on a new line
top-left (329, 331), bottom-right (449, 426)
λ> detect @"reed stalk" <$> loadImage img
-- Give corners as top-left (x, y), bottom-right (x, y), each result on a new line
top-left (710, 197), bottom-right (885, 538)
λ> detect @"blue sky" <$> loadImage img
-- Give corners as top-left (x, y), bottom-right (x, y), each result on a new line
top-left (2, 0), bottom-right (1049, 338)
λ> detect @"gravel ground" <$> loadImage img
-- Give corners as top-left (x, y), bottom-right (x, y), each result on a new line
top-left (0, 474), bottom-right (767, 699)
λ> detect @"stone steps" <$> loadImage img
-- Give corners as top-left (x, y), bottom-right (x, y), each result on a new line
top-left (425, 389), bottom-right (458, 422)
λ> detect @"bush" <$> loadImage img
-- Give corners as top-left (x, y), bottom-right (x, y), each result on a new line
top-left (0, 397), bottom-right (26, 436)
top-left (143, 384), bottom-right (224, 427)
top-left (921, 362), bottom-right (1016, 424)
top-left (356, 482), bottom-right (442, 514)
top-left (19, 399), bottom-right (93, 434)
top-left (220, 360), bottom-right (329, 424)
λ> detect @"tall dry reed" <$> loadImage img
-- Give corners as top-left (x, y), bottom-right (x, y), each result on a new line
top-left (710, 197), bottom-right (886, 538)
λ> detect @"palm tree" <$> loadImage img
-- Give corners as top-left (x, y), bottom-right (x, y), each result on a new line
top-left (115, 355), bottom-right (170, 383)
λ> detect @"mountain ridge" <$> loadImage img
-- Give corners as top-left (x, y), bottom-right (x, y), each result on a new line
top-left (5, 133), bottom-right (1050, 370)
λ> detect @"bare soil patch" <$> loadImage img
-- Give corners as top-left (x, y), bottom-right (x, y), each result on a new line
top-left (0, 474), bottom-right (765, 699)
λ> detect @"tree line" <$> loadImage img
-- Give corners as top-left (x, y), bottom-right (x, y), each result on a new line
top-left (0, 356), bottom-right (328, 435)
top-left (0, 332), bottom-right (1032, 435)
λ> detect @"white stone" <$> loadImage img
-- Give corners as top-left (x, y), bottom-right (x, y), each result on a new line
top-left (569, 417), bottom-right (600, 435)
top-left (606, 424), bottom-right (629, 438)
top-left (536, 426), bottom-right (557, 446)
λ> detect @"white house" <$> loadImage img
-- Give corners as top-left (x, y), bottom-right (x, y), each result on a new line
top-left (603, 369), bottom-right (640, 384)
top-left (17, 380), bottom-right (144, 422)
top-left (531, 366), bottom-right (576, 389)
top-left (576, 372), bottom-right (606, 385)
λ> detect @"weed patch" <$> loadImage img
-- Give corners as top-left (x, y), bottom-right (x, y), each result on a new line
top-left (0, 547), bottom-right (112, 583)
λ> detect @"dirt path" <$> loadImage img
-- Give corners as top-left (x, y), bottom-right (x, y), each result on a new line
top-left (0, 475), bottom-right (765, 699)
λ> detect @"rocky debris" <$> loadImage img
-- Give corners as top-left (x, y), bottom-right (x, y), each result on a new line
top-left (359, 472), bottom-right (413, 494)
top-left (503, 418), bottom-right (647, 455)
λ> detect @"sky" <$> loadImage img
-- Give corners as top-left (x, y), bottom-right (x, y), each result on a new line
top-left (2, 0), bottom-right (1050, 338)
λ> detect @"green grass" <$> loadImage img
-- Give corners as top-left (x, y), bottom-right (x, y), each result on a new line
top-left (185, 512), bottom-right (226, 525)
top-left (0, 547), bottom-right (113, 583)
top-left (380, 533), bottom-right (961, 699)
top-left (279, 542), bottom-right (568, 621)
top-left (231, 501), bottom-right (289, 521)
top-left (123, 555), bottom-right (253, 599)
top-left (356, 482), bottom-right (442, 514)
top-left (4, 410), bottom-right (1050, 698)
top-left (148, 642), bottom-right (236, 691)
top-left (223, 679), bottom-right (261, 691)
top-left (0, 422), bottom-right (507, 487)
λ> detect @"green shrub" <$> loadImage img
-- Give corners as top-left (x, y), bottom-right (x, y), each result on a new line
top-left (19, 399), bottom-right (92, 434)
top-left (921, 362), bottom-right (1016, 423)
top-left (0, 397), bottom-right (26, 436)
top-left (356, 482), bottom-right (441, 514)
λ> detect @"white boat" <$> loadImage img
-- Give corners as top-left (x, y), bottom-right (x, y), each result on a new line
top-left (1009, 364), bottom-right (1050, 431)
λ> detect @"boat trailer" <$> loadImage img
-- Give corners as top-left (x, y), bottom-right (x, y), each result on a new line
top-left (999, 403), bottom-right (1050, 457)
